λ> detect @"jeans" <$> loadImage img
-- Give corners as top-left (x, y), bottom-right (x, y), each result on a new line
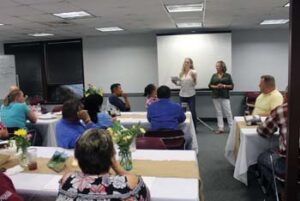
top-left (257, 149), bottom-right (286, 193)
top-left (180, 95), bottom-right (197, 127)
top-left (212, 98), bottom-right (233, 130)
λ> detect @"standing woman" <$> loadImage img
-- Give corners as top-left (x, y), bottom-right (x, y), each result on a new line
top-left (209, 60), bottom-right (234, 134)
top-left (172, 58), bottom-right (197, 126)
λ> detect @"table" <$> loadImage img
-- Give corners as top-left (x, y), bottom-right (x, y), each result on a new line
top-left (118, 112), bottom-right (198, 153)
top-left (27, 117), bottom-right (60, 147)
top-left (9, 147), bottom-right (201, 201)
top-left (225, 117), bottom-right (278, 185)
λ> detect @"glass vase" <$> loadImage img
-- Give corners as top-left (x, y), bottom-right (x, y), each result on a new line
top-left (18, 147), bottom-right (29, 167)
top-left (119, 147), bottom-right (132, 171)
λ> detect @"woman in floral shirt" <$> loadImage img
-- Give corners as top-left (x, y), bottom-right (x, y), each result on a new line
top-left (56, 128), bottom-right (150, 201)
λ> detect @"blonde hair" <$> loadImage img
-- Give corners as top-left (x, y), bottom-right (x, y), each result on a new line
top-left (216, 60), bottom-right (227, 73)
top-left (180, 58), bottom-right (194, 78)
top-left (3, 89), bottom-right (22, 106)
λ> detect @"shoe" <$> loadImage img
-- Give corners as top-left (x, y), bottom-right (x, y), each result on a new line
top-left (214, 130), bottom-right (224, 134)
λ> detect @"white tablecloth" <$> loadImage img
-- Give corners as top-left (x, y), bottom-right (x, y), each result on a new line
top-left (9, 147), bottom-right (200, 201)
top-left (27, 118), bottom-right (59, 147)
top-left (225, 117), bottom-right (278, 185)
top-left (118, 112), bottom-right (198, 153)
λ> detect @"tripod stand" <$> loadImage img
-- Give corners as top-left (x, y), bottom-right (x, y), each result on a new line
top-left (197, 117), bottom-right (215, 131)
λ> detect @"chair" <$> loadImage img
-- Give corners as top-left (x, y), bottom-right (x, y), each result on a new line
top-left (269, 153), bottom-right (300, 201)
top-left (136, 137), bottom-right (167, 150)
top-left (244, 92), bottom-right (260, 115)
top-left (144, 130), bottom-right (185, 150)
top-left (51, 105), bottom-right (63, 113)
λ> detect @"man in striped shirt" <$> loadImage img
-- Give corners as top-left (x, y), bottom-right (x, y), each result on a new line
top-left (256, 87), bottom-right (288, 199)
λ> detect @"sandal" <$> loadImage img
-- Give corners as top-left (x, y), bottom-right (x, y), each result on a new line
top-left (214, 130), bottom-right (224, 134)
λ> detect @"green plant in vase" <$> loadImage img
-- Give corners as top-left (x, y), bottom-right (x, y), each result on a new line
top-left (107, 121), bottom-right (145, 171)
top-left (10, 129), bottom-right (32, 166)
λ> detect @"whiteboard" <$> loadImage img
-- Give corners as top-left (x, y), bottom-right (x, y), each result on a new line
top-left (0, 55), bottom-right (16, 99)
top-left (157, 33), bottom-right (232, 89)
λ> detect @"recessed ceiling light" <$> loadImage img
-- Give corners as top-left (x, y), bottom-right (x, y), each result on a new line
top-left (53, 11), bottom-right (91, 19)
top-left (260, 19), bottom-right (289, 25)
top-left (0, 24), bottom-right (5, 26)
top-left (284, 2), bottom-right (290, 7)
top-left (166, 4), bottom-right (203, 13)
top-left (176, 22), bottom-right (202, 28)
top-left (96, 27), bottom-right (124, 32)
top-left (29, 33), bottom-right (54, 37)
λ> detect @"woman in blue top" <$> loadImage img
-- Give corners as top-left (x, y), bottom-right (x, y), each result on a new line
top-left (0, 89), bottom-right (37, 133)
top-left (83, 94), bottom-right (113, 128)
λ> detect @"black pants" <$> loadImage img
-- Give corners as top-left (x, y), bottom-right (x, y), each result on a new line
top-left (180, 95), bottom-right (197, 127)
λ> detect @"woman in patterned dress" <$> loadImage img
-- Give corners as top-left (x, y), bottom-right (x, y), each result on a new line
top-left (57, 128), bottom-right (150, 201)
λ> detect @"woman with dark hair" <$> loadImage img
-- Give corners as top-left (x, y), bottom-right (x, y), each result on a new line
top-left (144, 84), bottom-right (158, 108)
top-left (57, 128), bottom-right (150, 201)
top-left (0, 89), bottom-right (37, 133)
top-left (209, 60), bottom-right (234, 134)
top-left (83, 94), bottom-right (113, 128)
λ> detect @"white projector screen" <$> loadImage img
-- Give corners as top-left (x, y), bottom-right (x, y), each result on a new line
top-left (157, 33), bottom-right (232, 89)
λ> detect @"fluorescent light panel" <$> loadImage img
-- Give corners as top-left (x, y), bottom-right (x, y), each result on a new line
top-left (29, 33), bottom-right (54, 37)
top-left (284, 2), bottom-right (290, 7)
top-left (260, 19), bottom-right (289, 25)
top-left (96, 27), bottom-right (124, 32)
top-left (53, 11), bottom-right (91, 19)
top-left (176, 22), bottom-right (202, 28)
top-left (0, 24), bottom-right (4, 26)
top-left (166, 4), bottom-right (203, 13)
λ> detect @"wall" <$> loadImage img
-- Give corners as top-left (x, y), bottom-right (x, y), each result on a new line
top-left (0, 42), bottom-right (3, 54)
top-left (232, 29), bottom-right (289, 91)
top-left (83, 34), bottom-right (158, 93)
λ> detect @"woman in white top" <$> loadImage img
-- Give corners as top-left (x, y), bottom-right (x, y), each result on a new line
top-left (172, 58), bottom-right (197, 126)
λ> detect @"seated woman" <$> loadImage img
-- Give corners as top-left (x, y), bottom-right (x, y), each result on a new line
top-left (56, 99), bottom-right (97, 149)
top-left (57, 128), bottom-right (150, 200)
top-left (83, 94), bottom-right (113, 128)
top-left (0, 89), bottom-right (37, 134)
top-left (144, 84), bottom-right (158, 108)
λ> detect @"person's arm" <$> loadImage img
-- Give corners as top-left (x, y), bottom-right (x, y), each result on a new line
top-left (208, 74), bottom-right (219, 89)
top-left (270, 94), bottom-right (284, 111)
top-left (223, 74), bottom-right (234, 90)
top-left (257, 108), bottom-right (278, 138)
top-left (0, 123), bottom-right (8, 139)
top-left (122, 93), bottom-right (131, 111)
top-left (191, 70), bottom-right (197, 85)
top-left (77, 110), bottom-right (97, 128)
top-left (24, 104), bottom-right (37, 123)
top-left (178, 107), bottom-right (186, 123)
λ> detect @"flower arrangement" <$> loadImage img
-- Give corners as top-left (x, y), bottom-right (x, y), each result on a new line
top-left (12, 129), bottom-right (32, 154)
top-left (84, 84), bottom-right (103, 97)
top-left (107, 121), bottom-right (145, 170)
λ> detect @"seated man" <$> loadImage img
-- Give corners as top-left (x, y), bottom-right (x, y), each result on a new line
top-left (0, 172), bottom-right (23, 201)
top-left (256, 87), bottom-right (288, 199)
top-left (56, 99), bottom-right (97, 149)
top-left (147, 85), bottom-right (186, 130)
top-left (252, 75), bottom-right (283, 116)
top-left (108, 83), bottom-right (130, 112)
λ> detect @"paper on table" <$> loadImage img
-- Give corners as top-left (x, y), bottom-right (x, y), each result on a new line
top-left (43, 175), bottom-right (61, 192)
top-left (5, 165), bottom-right (24, 176)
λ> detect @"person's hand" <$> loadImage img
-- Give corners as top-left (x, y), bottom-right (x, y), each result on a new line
top-left (217, 83), bottom-right (223, 88)
top-left (77, 110), bottom-right (91, 124)
top-left (122, 93), bottom-right (128, 99)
